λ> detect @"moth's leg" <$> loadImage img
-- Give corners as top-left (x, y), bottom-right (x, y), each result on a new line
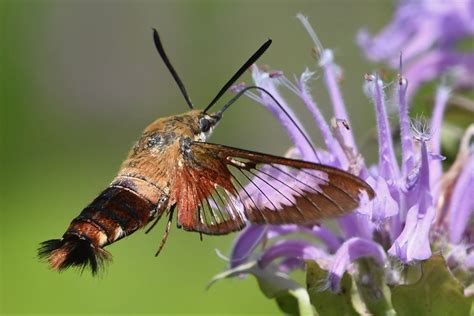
top-left (154, 204), bottom-right (176, 256)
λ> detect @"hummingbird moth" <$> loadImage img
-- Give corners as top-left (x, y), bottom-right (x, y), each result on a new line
top-left (38, 30), bottom-right (375, 275)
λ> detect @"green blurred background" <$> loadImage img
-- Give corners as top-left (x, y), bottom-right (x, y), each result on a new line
top-left (1, 1), bottom-right (391, 314)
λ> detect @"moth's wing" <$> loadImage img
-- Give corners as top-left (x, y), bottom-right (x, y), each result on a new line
top-left (171, 142), bottom-right (247, 235)
top-left (171, 142), bottom-right (375, 235)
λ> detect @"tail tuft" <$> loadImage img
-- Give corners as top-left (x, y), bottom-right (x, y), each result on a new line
top-left (38, 236), bottom-right (111, 275)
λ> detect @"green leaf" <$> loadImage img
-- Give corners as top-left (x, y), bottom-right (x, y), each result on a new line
top-left (275, 289), bottom-right (313, 315)
top-left (275, 293), bottom-right (302, 315)
top-left (306, 260), bottom-right (358, 316)
top-left (257, 275), bottom-right (314, 316)
top-left (354, 259), bottom-right (394, 315)
top-left (391, 255), bottom-right (473, 316)
top-left (209, 262), bottom-right (314, 316)
top-left (456, 36), bottom-right (474, 53)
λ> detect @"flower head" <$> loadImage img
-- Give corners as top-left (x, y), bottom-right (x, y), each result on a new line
top-left (357, 0), bottom-right (474, 99)
top-left (214, 14), bottom-right (474, 305)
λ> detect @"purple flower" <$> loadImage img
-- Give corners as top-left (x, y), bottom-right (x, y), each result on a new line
top-left (357, 0), bottom-right (474, 99)
top-left (220, 14), bottom-right (474, 293)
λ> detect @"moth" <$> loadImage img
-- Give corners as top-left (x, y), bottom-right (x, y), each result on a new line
top-left (38, 30), bottom-right (375, 274)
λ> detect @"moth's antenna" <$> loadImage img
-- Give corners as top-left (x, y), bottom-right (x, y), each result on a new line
top-left (219, 86), bottom-right (319, 160)
top-left (153, 29), bottom-right (194, 109)
top-left (203, 39), bottom-right (272, 113)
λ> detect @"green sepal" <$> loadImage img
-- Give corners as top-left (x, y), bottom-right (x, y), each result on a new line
top-left (353, 259), bottom-right (395, 315)
top-left (306, 260), bottom-right (358, 316)
top-left (391, 255), bottom-right (473, 316)
top-left (209, 261), bottom-right (314, 316)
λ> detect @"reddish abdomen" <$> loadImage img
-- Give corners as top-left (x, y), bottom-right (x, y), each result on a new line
top-left (38, 176), bottom-right (167, 274)
top-left (67, 176), bottom-right (166, 246)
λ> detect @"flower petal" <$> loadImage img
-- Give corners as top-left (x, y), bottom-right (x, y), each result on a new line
top-left (297, 70), bottom-right (346, 168)
top-left (364, 75), bottom-right (400, 183)
top-left (404, 51), bottom-right (474, 100)
top-left (430, 85), bottom-right (451, 183)
top-left (358, 0), bottom-right (474, 98)
top-left (230, 225), bottom-right (267, 268)
top-left (297, 13), bottom-right (357, 151)
top-left (357, 0), bottom-right (474, 66)
top-left (259, 240), bottom-right (329, 269)
top-left (389, 204), bottom-right (436, 262)
top-left (327, 237), bottom-right (387, 291)
top-left (389, 142), bottom-right (436, 262)
top-left (357, 5), bottom-right (418, 65)
top-left (397, 75), bottom-right (415, 179)
top-left (266, 224), bottom-right (342, 253)
top-left (251, 66), bottom-right (319, 162)
top-left (448, 155), bottom-right (474, 244)
top-left (357, 176), bottom-right (399, 224)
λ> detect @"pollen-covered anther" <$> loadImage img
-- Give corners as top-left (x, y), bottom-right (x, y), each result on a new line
top-left (269, 71), bottom-right (284, 79)
top-left (333, 118), bottom-right (350, 131)
top-left (229, 82), bottom-right (247, 93)
top-left (398, 74), bottom-right (407, 86)
top-left (311, 46), bottom-right (321, 60)
top-left (365, 73), bottom-right (375, 81)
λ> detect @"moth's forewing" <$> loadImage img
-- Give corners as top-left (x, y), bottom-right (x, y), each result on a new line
top-left (173, 142), bottom-right (375, 234)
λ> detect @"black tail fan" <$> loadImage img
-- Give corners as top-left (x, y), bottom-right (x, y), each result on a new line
top-left (38, 236), bottom-right (111, 275)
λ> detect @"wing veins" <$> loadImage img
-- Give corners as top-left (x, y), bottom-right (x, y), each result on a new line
top-left (247, 169), bottom-right (306, 220)
top-left (228, 171), bottom-right (268, 223)
top-left (237, 169), bottom-right (281, 222)
top-left (270, 164), bottom-right (351, 212)
top-left (239, 169), bottom-right (288, 224)
top-left (204, 195), bottom-right (219, 225)
top-left (254, 166), bottom-right (324, 213)
top-left (238, 169), bottom-right (278, 210)
top-left (298, 168), bottom-right (361, 204)
top-left (209, 191), bottom-right (226, 223)
top-left (214, 188), bottom-right (244, 224)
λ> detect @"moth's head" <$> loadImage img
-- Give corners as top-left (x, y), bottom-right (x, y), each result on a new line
top-left (187, 110), bottom-right (222, 142)
top-left (151, 30), bottom-right (270, 142)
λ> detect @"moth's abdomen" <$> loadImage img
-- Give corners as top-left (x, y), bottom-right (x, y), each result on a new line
top-left (39, 176), bottom-right (167, 274)
top-left (71, 186), bottom-right (156, 244)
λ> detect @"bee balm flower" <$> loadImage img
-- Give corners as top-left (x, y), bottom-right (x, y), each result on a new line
top-left (211, 14), bottom-right (473, 314)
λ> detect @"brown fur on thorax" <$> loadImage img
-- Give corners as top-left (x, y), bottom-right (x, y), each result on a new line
top-left (119, 110), bottom-right (206, 194)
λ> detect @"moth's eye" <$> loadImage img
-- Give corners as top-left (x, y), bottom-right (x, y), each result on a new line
top-left (199, 118), bottom-right (211, 133)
